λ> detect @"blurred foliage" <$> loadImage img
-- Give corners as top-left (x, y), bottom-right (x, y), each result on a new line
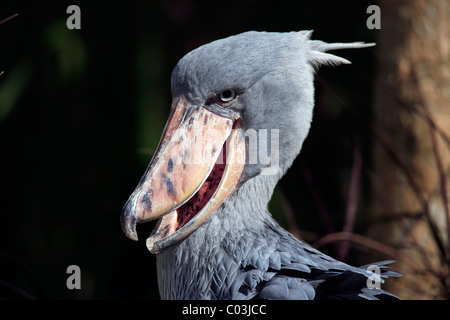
top-left (43, 19), bottom-right (87, 82)
top-left (0, 60), bottom-right (32, 121)
top-left (0, 0), bottom-right (377, 299)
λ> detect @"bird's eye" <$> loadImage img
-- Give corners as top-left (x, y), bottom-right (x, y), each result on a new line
top-left (219, 90), bottom-right (237, 103)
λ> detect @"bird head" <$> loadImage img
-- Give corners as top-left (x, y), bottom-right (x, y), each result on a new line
top-left (121, 31), bottom-right (374, 254)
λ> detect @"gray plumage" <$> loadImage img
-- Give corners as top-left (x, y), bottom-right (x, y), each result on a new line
top-left (154, 31), bottom-right (400, 300)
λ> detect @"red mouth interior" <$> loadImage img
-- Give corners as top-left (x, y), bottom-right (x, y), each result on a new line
top-left (175, 144), bottom-right (226, 231)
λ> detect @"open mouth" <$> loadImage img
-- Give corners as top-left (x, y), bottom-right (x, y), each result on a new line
top-left (145, 138), bottom-right (233, 253)
top-left (120, 95), bottom-right (245, 254)
top-left (176, 144), bottom-right (226, 231)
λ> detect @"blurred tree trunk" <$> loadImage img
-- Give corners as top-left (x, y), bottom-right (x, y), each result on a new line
top-left (367, 0), bottom-right (450, 299)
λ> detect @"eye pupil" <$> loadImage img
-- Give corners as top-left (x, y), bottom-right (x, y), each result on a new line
top-left (219, 90), bottom-right (236, 102)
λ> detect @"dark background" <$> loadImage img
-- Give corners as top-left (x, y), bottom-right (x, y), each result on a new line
top-left (0, 0), bottom-right (377, 299)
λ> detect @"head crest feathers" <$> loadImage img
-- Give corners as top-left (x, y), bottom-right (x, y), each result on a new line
top-left (300, 30), bottom-right (375, 67)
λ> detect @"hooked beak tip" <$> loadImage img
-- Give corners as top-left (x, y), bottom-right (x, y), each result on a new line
top-left (121, 200), bottom-right (139, 241)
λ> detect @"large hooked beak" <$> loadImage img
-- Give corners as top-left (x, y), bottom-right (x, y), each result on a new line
top-left (121, 95), bottom-right (245, 254)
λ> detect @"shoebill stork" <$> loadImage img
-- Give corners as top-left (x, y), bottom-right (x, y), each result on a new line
top-left (121, 31), bottom-right (400, 300)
